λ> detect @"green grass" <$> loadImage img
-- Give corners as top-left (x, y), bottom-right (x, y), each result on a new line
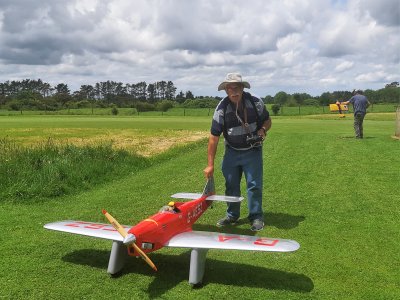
top-left (0, 139), bottom-right (152, 201)
top-left (0, 107), bottom-right (137, 116)
top-left (0, 115), bottom-right (399, 299)
top-left (0, 114), bottom-right (211, 131)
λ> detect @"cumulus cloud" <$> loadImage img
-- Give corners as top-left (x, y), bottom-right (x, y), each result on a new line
top-left (335, 61), bottom-right (354, 72)
top-left (360, 0), bottom-right (400, 27)
top-left (0, 0), bottom-right (398, 96)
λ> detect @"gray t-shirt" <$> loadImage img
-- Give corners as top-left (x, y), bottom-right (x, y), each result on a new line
top-left (349, 94), bottom-right (369, 115)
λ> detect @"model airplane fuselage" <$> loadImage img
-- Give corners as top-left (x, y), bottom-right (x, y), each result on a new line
top-left (126, 195), bottom-right (210, 255)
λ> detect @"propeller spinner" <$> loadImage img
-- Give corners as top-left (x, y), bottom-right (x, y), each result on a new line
top-left (102, 209), bottom-right (157, 271)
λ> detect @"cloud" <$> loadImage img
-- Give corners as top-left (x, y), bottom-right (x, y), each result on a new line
top-left (335, 61), bottom-right (354, 72)
top-left (0, 0), bottom-right (399, 96)
top-left (360, 0), bottom-right (400, 27)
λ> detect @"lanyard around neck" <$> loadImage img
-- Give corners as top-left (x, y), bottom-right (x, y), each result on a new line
top-left (235, 99), bottom-right (251, 134)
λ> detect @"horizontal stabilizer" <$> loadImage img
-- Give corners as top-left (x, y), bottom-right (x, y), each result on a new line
top-left (206, 195), bottom-right (244, 202)
top-left (171, 193), bottom-right (243, 202)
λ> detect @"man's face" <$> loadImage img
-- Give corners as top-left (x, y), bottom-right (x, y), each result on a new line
top-left (225, 83), bottom-right (244, 103)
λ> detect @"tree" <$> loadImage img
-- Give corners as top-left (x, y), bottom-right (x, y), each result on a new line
top-left (54, 83), bottom-right (71, 107)
top-left (55, 83), bottom-right (70, 95)
top-left (147, 84), bottom-right (156, 102)
top-left (40, 82), bottom-right (53, 97)
top-left (319, 92), bottom-right (331, 106)
top-left (165, 81), bottom-right (177, 100)
top-left (0, 94), bottom-right (5, 108)
top-left (263, 95), bottom-right (274, 104)
top-left (376, 87), bottom-right (400, 103)
top-left (185, 90), bottom-right (194, 100)
top-left (293, 93), bottom-right (312, 105)
top-left (175, 91), bottom-right (185, 103)
top-left (14, 90), bottom-right (43, 110)
top-left (0, 82), bottom-right (7, 97)
top-left (136, 82), bottom-right (147, 101)
top-left (385, 81), bottom-right (399, 88)
top-left (271, 104), bottom-right (280, 115)
top-left (274, 91), bottom-right (289, 105)
top-left (156, 81), bottom-right (167, 100)
top-left (156, 100), bottom-right (174, 112)
top-left (78, 85), bottom-right (95, 100)
top-left (332, 91), bottom-right (352, 102)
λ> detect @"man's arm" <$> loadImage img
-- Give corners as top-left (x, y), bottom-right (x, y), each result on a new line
top-left (257, 118), bottom-right (272, 138)
top-left (203, 134), bottom-right (220, 178)
top-left (338, 100), bottom-right (350, 105)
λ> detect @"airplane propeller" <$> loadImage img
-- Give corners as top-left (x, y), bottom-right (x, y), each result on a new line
top-left (102, 209), bottom-right (157, 271)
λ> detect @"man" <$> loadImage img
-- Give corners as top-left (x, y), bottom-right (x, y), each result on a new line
top-left (337, 90), bottom-right (370, 138)
top-left (203, 73), bottom-right (271, 231)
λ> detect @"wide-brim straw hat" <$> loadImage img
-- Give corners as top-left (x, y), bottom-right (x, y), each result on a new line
top-left (217, 73), bottom-right (251, 91)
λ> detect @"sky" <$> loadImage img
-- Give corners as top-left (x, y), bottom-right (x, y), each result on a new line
top-left (0, 0), bottom-right (399, 97)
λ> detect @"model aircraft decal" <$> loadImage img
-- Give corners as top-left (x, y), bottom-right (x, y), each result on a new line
top-left (44, 177), bottom-right (300, 285)
top-left (44, 220), bottom-right (125, 241)
top-left (165, 231), bottom-right (297, 252)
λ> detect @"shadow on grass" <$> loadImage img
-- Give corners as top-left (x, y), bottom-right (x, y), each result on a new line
top-left (63, 249), bottom-right (313, 298)
top-left (338, 135), bottom-right (376, 139)
top-left (264, 212), bottom-right (305, 229)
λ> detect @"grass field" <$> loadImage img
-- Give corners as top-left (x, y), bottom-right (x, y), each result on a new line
top-left (0, 113), bottom-right (399, 299)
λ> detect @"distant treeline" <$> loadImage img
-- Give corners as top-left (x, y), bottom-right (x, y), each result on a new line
top-left (0, 79), bottom-right (398, 112)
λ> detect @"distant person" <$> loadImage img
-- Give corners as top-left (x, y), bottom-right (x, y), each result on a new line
top-left (203, 73), bottom-right (271, 231)
top-left (337, 90), bottom-right (371, 138)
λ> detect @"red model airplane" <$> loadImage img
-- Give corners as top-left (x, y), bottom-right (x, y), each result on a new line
top-left (44, 177), bottom-right (300, 285)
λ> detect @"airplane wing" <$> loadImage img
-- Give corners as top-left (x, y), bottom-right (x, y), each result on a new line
top-left (44, 222), bottom-right (300, 252)
top-left (165, 231), bottom-right (300, 252)
top-left (44, 220), bottom-right (127, 241)
top-left (171, 193), bottom-right (244, 202)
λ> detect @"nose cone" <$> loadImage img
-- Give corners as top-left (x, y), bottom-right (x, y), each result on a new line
top-left (123, 233), bottom-right (136, 245)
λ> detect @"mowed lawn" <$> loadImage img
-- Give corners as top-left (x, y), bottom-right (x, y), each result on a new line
top-left (0, 114), bottom-right (399, 299)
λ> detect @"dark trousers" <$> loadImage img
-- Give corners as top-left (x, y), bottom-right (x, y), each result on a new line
top-left (354, 113), bottom-right (365, 138)
top-left (221, 146), bottom-right (264, 221)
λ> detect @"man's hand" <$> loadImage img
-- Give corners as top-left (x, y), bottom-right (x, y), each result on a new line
top-left (259, 119), bottom-right (271, 140)
top-left (203, 165), bottom-right (214, 179)
top-left (257, 128), bottom-right (266, 140)
top-left (204, 135), bottom-right (219, 179)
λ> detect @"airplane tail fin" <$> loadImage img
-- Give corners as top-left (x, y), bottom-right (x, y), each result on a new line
top-left (202, 176), bottom-right (215, 197)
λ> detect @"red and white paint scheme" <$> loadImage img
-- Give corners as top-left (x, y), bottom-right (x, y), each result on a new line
top-left (44, 177), bottom-right (300, 286)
